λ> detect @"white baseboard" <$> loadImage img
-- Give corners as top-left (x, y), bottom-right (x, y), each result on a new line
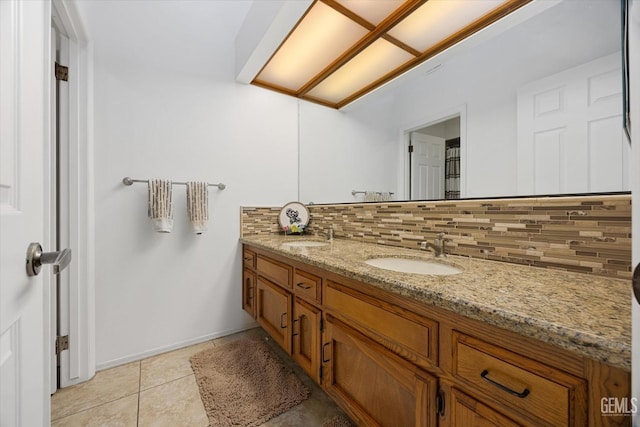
top-left (95, 322), bottom-right (259, 371)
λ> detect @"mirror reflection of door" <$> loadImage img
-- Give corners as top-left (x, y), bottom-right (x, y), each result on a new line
top-left (410, 116), bottom-right (461, 200)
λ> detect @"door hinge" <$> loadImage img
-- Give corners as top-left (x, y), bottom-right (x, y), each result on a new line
top-left (408, 144), bottom-right (414, 153)
top-left (55, 62), bottom-right (69, 81)
top-left (436, 389), bottom-right (445, 417)
top-left (56, 335), bottom-right (69, 355)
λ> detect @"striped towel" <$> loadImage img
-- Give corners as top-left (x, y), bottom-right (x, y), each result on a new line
top-left (148, 179), bottom-right (173, 232)
top-left (364, 191), bottom-right (377, 202)
top-left (186, 181), bottom-right (208, 235)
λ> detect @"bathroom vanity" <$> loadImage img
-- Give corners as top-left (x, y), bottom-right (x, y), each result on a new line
top-left (241, 235), bottom-right (630, 427)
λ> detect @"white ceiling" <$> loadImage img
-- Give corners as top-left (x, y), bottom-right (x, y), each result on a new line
top-left (74, 0), bottom-right (620, 107)
top-left (75, 0), bottom-right (253, 77)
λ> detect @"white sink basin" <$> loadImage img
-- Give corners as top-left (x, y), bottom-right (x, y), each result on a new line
top-left (365, 257), bottom-right (462, 275)
top-left (282, 240), bottom-right (329, 248)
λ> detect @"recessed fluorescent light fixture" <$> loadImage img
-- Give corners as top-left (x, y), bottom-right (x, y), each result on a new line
top-left (252, 0), bottom-right (531, 109)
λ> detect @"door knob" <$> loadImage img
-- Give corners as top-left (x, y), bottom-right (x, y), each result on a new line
top-left (26, 242), bottom-right (72, 277)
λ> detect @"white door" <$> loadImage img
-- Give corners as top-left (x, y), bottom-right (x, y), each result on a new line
top-left (411, 133), bottom-right (445, 200)
top-left (517, 53), bottom-right (630, 195)
top-left (1, 0), bottom-right (51, 425)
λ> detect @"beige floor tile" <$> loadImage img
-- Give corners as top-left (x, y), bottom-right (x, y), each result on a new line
top-left (51, 361), bottom-right (140, 420)
top-left (51, 394), bottom-right (138, 427)
top-left (140, 341), bottom-right (214, 390)
top-left (138, 374), bottom-right (208, 427)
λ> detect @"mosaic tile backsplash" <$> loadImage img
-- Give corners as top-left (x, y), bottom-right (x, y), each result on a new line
top-left (240, 194), bottom-right (631, 279)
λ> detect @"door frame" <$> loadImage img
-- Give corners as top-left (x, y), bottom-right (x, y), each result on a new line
top-left (399, 104), bottom-right (467, 200)
top-left (50, 0), bottom-right (95, 388)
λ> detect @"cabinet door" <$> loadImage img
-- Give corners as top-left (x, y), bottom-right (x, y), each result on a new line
top-left (323, 315), bottom-right (437, 427)
top-left (292, 298), bottom-right (321, 383)
top-left (242, 269), bottom-right (256, 318)
top-left (444, 384), bottom-right (520, 427)
top-left (257, 277), bottom-right (292, 354)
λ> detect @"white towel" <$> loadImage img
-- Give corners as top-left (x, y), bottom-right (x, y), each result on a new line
top-left (148, 179), bottom-right (173, 232)
top-left (364, 191), bottom-right (376, 202)
top-left (186, 181), bottom-right (208, 235)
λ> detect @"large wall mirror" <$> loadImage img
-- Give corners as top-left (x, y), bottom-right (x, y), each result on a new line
top-left (298, 0), bottom-right (629, 205)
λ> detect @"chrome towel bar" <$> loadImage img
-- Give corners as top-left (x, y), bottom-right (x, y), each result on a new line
top-left (122, 177), bottom-right (226, 190)
top-left (351, 190), bottom-right (394, 196)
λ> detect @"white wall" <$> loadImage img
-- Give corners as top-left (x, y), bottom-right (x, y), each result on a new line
top-left (78, 0), bottom-right (300, 368)
top-left (299, 97), bottom-right (398, 204)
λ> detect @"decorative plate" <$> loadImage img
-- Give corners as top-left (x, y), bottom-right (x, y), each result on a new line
top-left (278, 202), bottom-right (309, 234)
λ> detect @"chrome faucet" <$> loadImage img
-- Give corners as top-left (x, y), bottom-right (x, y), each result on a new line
top-left (420, 232), bottom-right (450, 257)
top-left (316, 227), bottom-right (334, 242)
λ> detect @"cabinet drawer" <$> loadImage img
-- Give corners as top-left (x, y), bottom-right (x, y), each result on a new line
top-left (324, 281), bottom-right (438, 367)
top-left (293, 269), bottom-right (321, 303)
top-left (257, 255), bottom-right (292, 288)
top-left (243, 249), bottom-right (255, 269)
top-left (453, 332), bottom-right (586, 426)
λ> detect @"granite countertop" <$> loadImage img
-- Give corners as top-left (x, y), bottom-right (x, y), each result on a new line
top-left (241, 234), bottom-right (631, 371)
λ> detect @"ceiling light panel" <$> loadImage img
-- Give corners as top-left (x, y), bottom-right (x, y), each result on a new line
top-left (255, 1), bottom-right (368, 92)
top-left (333, 0), bottom-right (407, 25)
top-left (306, 38), bottom-right (414, 104)
top-left (388, 0), bottom-right (510, 52)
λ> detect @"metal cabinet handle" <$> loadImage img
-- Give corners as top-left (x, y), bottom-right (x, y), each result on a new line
top-left (245, 278), bottom-right (254, 300)
top-left (480, 370), bottom-right (530, 398)
top-left (244, 257), bottom-right (252, 262)
top-left (291, 318), bottom-right (299, 337)
top-left (322, 342), bottom-right (331, 363)
top-left (280, 312), bottom-right (287, 329)
top-left (437, 390), bottom-right (445, 417)
top-left (296, 282), bottom-right (312, 290)
top-left (26, 242), bottom-right (72, 277)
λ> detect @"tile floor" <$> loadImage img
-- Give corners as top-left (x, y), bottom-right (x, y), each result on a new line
top-left (51, 327), bottom-right (348, 426)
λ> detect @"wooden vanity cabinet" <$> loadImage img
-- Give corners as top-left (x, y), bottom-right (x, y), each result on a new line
top-left (256, 276), bottom-right (292, 353)
top-left (323, 314), bottom-right (438, 427)
top-left (242, 249), bottom-right (257, 318)
top-left (324, 280), bottom-right (438, 370)
top-left (439, 381), bottom-right (520, 427)
top-left (292, 297), bottom-right (322, 383)
top-left (451, 332), bottom-right (587, 426)
top-left (290, 269), bottom-right (323, 382)
top-left (252, 251), bottom-right (322, 381)
top-left (242, 269), bottom-right (256, 318)
top-left (242, 245), bottom-right (630, 427)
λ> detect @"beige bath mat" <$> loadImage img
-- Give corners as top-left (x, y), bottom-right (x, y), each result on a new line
top-left (322, 414), bottom-right (355, 427)
top-left (190, 337), bottom-right (309, 426)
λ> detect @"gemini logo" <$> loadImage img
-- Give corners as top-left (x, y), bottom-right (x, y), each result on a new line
top-left (601, 397), bottom-right (638, 416)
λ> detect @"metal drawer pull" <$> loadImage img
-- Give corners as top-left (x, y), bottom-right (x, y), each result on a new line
top-left (322, 342), bottom-right (331, 363)
top-left (244, 257), bottom-right (253, 262)
top-left (291, 318), bottom-right (299, 337)
top-left (296, 282), bottom-right (312, 290)
top-left (480, 370), bottom-right (530, 398)
top-left (245, 279), bottom-right (253, 299)
top-left (280, 313), bottom-right (287, 329)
